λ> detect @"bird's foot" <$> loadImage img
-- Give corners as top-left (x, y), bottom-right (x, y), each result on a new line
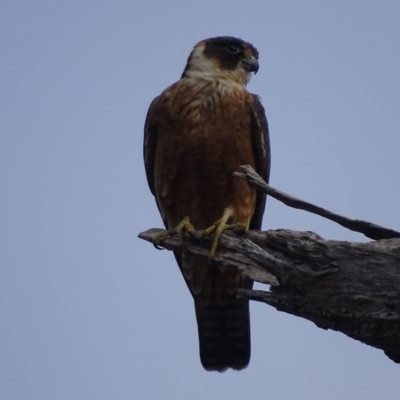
top-left (153, 216), bottom-right (195, 253)
top-left (203, 208), bottom-right (247, 259)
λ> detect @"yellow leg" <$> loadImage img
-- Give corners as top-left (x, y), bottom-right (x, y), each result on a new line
top-left (153, 216), bottom-right (195, 252)
top-left (203, 207), bottom-right (247, 258)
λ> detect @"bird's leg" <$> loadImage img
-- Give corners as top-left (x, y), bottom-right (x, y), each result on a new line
top-left (203, 207), bottom-right (247, 259)
top-left (153, 216), bottom-right (195, 253)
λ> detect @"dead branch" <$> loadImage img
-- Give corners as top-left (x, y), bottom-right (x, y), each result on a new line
top-left (139, 166), bottom-right (400, 364)
top-left (234, 165), bottom-right (400, 240)
top-left (139, 228), bottom-right (400, 364)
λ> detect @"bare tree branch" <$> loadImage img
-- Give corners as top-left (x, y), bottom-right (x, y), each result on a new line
top-left (139, 227), bottom-right (400, 364)
top-left (139, 166), bottom-right (400, 364)
top-left (234, 165), bottom-right (400, 240)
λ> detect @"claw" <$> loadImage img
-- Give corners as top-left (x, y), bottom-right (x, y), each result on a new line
top-left (203, 208), bottom-right (247, 259)
top-left (154, 243), bottom-right (166, 250)
top-left (153, 216), bottom-right (195, 253)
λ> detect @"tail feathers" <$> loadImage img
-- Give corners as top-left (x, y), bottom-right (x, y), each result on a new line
top-left (194, 295), bottom-right (251, 372)
top-left (178, 251), bottom-right (252, 371)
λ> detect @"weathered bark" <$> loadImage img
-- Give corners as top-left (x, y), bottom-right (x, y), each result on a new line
top-left (139, 166), bottom-right (400, 364)
top-left (139, 228), bottom-right (400, 363)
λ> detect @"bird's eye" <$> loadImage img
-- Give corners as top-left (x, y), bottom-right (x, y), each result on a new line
top-left (226, 44), bottom-right (240, 54)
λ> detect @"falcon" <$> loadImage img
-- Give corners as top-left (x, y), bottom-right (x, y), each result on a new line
top-left (143, 36), bottom-right (271, 371)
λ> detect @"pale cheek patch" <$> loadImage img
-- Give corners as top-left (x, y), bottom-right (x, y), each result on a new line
top-left (188, 45), bottom-right (220, 76)
top-left (185, 44), bottom-right (253, 85)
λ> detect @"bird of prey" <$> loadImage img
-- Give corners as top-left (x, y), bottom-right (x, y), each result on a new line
top-left (143, 36), bottom-right (271, 371)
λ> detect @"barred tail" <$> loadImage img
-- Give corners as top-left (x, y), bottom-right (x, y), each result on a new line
top-left (194, 295), bottom-right (251, 372)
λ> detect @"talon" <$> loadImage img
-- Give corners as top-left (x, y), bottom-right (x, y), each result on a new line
top-left (177, 216), bottom-right (195, 243)
top-left (153, 230), bottom-right (175, 248)
top-left (177, 216), bottom-right (195, 255)
top-left (204, 207), bottom-right (248, 259)
top-left (152, 216), bottom-right (196, 253)
top-left (232, 222), bottom-right (247, 233)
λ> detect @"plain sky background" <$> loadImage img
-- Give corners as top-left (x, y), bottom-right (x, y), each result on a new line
top-left (1, 1), bottom-right (400, 399)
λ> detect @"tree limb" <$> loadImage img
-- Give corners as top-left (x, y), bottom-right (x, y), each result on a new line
top-left (234, 165), bottom-right (400, 240)
top-left (139, 228), bottom-right (400, 364)
top-left (139, 166), bottom-right (400, 364)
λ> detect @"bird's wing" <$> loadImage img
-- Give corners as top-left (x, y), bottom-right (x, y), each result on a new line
top-left (249, 94), bottom-right (271, 230)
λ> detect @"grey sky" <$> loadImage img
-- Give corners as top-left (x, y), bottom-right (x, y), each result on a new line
top-left (1, 1), bottom-right (400, 399)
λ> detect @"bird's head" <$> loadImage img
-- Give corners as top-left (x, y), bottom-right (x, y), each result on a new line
top-left (181, 36), bottom-right (259, 86)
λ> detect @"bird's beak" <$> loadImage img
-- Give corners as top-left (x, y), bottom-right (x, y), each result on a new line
top-left (242, 56), bottom-right (259, 74)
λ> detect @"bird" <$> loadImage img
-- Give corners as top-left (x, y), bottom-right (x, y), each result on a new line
top-left (143, 36), bottom-right (271, 372)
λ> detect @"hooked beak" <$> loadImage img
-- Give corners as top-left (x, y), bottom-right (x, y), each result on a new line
top-left (242, 56), bottom-right (259, 74)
